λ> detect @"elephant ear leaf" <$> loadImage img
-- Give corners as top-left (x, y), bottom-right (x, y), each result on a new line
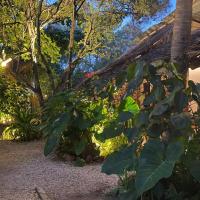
top-left (44, 112), bottom-right (70, 156)
top-left (135, 140), bottom-right (184, 198)
top-left (120, 96), bottom-right (140, 114)
top-left (188, 160), bottom-right (200, 182)
top-left (128, 62), bottom-right (146, 94)
top-left (102, 144), bottom-right (137, 175)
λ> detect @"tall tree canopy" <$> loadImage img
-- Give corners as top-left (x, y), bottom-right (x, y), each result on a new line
top-left (0, 0), bottom-right (171, 106)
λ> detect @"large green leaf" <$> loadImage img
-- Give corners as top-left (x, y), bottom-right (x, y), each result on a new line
top-left (44, 112), bottom-right (71, 156)
top-left (95, 125), bottom-right (124, 141)
top-left (76, 118), bottom-right (91, 130)
top-left (143, 91), bottom-right (156, 106)
top-left (147, 122), bottom-right (163, 137)
top-left (135, 111), bottom-right (149, 127)
top-left (124, 127), bottom-right (140, 142)
top-left (135, 140), bottom-right (184, 197)
top-left (170, 113), bottom-right (191, 130)
top-left (120, 188), bottom-right (139, 200)
top-left (74, 138), bottom-right (88, 156)
top-left (150, 84), bottom-right (183, 118)
top-left (102, 144), bottom-right (137, 175)
top-left (44, 133), bottom-right (60, 156)
top-left (144, 85), bottom-right (164, 107)
top-left (174, 91), bottom-right (188, 112)
top-left (150, 102), bottom-right (169, 117)
top-left (188, 160), bottom-right (200, 182)
top-left (120, 96), bottom-right (140, 114)
top-left (118, 111), bottom-right (133, 122)
top-left (128, 62), bottom-right (145, 94)
top-left (127, 63), bottom-right (136, 81)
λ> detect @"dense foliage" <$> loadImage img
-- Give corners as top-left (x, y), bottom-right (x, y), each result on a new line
top-left (4, 107), bottom-right (41, 141)
top-left (0, 69), bottom-right (29, 115)
top-left (41, 89), bottom-right (139, 161)
top-left (100, 61), bottom-right (200, 199)
top-left (0, 67), bottom-right (41, 140)
top-left (41, 91), bottom-right (103, 158)
top-left (1, 1), bottom-right (199, 200)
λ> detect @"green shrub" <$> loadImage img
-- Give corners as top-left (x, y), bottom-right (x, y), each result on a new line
top-left (3, 107), bottom-right (41, 141)
top-left (0, 69), bottom-right (41, 141)
top-left (101, 62), bottom-right (200, 199)
top-left (0, 74), bottom-right (30, 115)
top-left (42, 91), bottom-right (103, 159)
top-left (93, 135), bottom-right (128, 157)
top-left (93, 96), bottom-right (140, 157)
top-left (42, 86), bottom-right (140, 163)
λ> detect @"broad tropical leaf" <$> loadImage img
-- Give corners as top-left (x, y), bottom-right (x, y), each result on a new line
top-left (120, 96), bottom-right (140, 114)
top-left (188, 160), bottom-right (200, 182)
top-left (74, 138), bottom-right (88, 156)
top-left (170, 113), bottom-right (191, 130)
top-left (95, 125), bottom-right (124, 141)
top-left (135, 140), bottom-right (184, 197)
top-left (44, 112), bottom-right (70, 156)
top-left (118, 111), bottom-right (133, 123)
top-left (102, 144), bottom-right (137, 175)
top-left (128, 62), bottom-right (146, 94)
top-left (124, 127), bottom-right (140, 142)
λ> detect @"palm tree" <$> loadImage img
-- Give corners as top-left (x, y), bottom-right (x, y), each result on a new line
top-left (171, 0), bottom-right (193, 79)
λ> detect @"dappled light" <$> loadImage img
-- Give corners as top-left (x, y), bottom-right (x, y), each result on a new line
top-left (1, 0), bottom-right (200, 200)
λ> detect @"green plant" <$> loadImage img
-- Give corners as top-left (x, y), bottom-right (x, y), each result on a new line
top-left (42, 91), bottom-right (103, 159)
top-left (100, 61), bottom-right (200, 199)
top-left (93, 96), bottom-right (140, 157)
top-left (0, 72), bottom-right (30, 115)
top-left (4, 107), bottom-right (41, 141)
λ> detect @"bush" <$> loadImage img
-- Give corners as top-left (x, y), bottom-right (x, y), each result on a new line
top-left (42, 86), bottom-right (140, 163)
top-left (101, 61), bottom-right (200, 199)
top-left (3, 107), bottom-right (41, 141)
top-left (0, 73), bottom-right (30, 115)
top-left (42, 91), bottom-right (103, 159)
top-left (93, 96), bottom-right (140, 157)
top-left (0, 72), bottom-right (41, 141)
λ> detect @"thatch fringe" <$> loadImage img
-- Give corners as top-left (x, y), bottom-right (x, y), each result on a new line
top-left (77, 11), bottom-right (200, 88)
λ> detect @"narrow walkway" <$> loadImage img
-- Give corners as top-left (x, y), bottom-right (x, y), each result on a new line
top-left (0, 141), bottom-right (118, 200)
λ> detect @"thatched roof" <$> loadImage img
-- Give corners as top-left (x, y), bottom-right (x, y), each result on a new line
top-left (193, 0), bottom-right (200, 23)
top-left (77, 0), bottom-right (200, 87)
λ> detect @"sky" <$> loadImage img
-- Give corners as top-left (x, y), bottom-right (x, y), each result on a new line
top-left (119, 0), bottom-right (176, 32)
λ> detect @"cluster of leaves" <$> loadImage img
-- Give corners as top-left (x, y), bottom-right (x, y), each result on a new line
top-left (92, 96), bottom-right (140, 157)
top-left (100, 61), bottom-right (200, 199)
top-left (45, 20), bottom-right (84, 55)
top-left (41, 86), bottom-right (140, 161)
top-left (99, 0), bottom-right (169, 19)
top-left (0, 68), bottom-right (41, 141)
top-left (41, 91), bottom-right (104, 159)
top-left (0, 71), bottom-right (30, 115)
top-left (4, 107), bottom-right (41, 141)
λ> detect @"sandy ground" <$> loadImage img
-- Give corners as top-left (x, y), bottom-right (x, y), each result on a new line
top-left (0, 141), bottom-right (118, 200)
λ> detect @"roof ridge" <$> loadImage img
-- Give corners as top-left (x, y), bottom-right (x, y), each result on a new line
top-left (134, 12), bottom-right (175, 43)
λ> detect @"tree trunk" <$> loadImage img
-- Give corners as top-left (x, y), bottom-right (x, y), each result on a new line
top-left (171, 0), bottom-right (193, 79)
top-left (36, 0), bottom-right (56, 95)
top-left (58, 0), bottom-right (77, 91)
top-left (67, 0), bottom-right (76, 88)
top-left (27, 20), bottom-right (44, 106)
top-left (26, 1), bottom-right (44, 106)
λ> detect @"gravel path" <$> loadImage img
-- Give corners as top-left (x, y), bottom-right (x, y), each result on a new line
top-left (0, 141), bottom-right (118, 200)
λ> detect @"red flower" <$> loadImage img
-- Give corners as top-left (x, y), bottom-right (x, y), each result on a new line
top-left (84, 72), bottom-right (95, 78)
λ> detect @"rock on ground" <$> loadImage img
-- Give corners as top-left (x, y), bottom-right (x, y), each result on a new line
top-left (0, 141), bottom-right (118, 200)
